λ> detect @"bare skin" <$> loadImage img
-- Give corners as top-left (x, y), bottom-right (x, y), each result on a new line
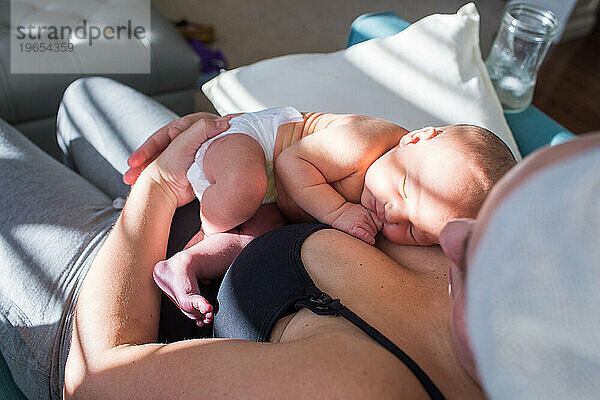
top-left (156, 112), bottom-right (401, 324)
top-left (63, 114), bottom-right (487, 399)
top-left (193, 112), bottom-right (401, 242)
top-left (155, 111), bottom-right (495, 324)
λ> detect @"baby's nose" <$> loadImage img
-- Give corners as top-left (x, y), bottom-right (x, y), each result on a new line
top-left (384, 202), bottom-right (408, 224)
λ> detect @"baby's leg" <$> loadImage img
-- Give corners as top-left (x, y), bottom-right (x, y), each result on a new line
top-left (200, 133), bottom-right (268, 235)
top-left (154, 244), bottom-right (215, 325)
top-left (154, 229), bottom-right (246, 324)
top-left (154, 204), bottom-right (288, 325)
top-left (154, 134), bottom-right (270, 324)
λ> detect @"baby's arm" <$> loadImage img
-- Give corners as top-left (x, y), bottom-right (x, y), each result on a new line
top-left (275, 117), bottom-right (391, 244)
top-left (200, 133), bottom-right (268, 235)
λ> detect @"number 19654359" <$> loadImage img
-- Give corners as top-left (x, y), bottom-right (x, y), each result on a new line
top-left (18, 42), bottom-right (74, 53)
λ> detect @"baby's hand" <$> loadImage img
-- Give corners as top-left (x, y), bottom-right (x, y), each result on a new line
top-left (331, 202), bottom-right (383, 245)
top-left (153, 243), bottom-right (214, 327)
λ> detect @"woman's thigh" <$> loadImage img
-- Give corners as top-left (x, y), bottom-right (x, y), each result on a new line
top-left (57, 77), bottom-right (203, 256)
top-left (57, 77), bottom-right (179, 200)
top-left (0, 118), bottom-right (119, 399)
top-left (57, 78), bottom-right (214, 342)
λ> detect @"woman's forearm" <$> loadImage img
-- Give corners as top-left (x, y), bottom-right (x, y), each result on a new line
top-left (66, 172), bottom-right (176, 387)
top-left (62, 176), bottom-right (342, 400)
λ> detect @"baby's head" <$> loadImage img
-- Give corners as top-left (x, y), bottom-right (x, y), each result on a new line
top-left (361, 125), bottom-right (516, 245)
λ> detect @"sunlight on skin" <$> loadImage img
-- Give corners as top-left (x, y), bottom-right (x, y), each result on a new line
top-left (361, 126), bottom-right (481, 245)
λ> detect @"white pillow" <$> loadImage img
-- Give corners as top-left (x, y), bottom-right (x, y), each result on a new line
top-left (203, 3), bottom-right (521, 160)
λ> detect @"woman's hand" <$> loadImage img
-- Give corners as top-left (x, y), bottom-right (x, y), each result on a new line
top-left (133, 114), bottom-right (237, 208)
top-left (123, 112), bottom-right (241, 185)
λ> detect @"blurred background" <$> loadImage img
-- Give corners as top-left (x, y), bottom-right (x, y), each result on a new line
top-left (153, 0), bottom-right (599, 134)
top-left (1, 0), bottom-right (597, 160)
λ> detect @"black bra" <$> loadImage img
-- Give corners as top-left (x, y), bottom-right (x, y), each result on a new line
top-left (214, 223), bottom-right (445, 400)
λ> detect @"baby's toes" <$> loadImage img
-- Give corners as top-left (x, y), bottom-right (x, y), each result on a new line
top-left (184, 295), bottom-right (213, 317)
top-left (175, 296), bottom-right (205, 320)
top-left (203, 311), bottom-right (214, 324)
top-left (193, 295), bottom-right (212, 313)
top-left (182, 308), bottom-right (205, 322)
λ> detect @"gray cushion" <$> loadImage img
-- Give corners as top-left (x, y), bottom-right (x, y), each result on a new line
top-left (0, 3), bottom-right (199, 124)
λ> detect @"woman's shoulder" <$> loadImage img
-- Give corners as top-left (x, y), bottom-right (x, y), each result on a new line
top-left (288, 228), bottom-right (462, 397)
top-left (298, 228), bottom-right (451, 327)
top-left (301, 228), bottom-right (450, 282)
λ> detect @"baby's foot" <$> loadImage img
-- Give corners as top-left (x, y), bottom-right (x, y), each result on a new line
top-left (153, 251), bottom-right (213, 327)
top-left (154, 205), bottom-right (287, 325)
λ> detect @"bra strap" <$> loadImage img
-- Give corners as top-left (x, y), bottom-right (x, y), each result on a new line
top-left (296, 292), bottom-right (446, 400)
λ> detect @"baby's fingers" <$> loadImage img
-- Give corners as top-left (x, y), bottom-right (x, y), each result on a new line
top-left (358, 209), bottom-right (380, 238)
top-left (350, 225), bottom-right (376, 245)
top-left (368, 209), bottom-right (384, 232)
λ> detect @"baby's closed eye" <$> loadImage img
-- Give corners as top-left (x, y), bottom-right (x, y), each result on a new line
top-left (400, 174), bottom-right (408, 199)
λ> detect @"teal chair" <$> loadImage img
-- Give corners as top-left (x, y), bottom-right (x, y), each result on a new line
top-left (0, 11), bottom-right (578, 400)
top-left (347, 11), bottom-right (576, 157)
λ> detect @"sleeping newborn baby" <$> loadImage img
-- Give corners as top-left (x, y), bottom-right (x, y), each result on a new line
top-left (153, 107), bottom-right (516, 324)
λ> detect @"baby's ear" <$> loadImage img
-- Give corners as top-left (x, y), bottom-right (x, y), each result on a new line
top-left (400, 127), bottom-right (440, 146)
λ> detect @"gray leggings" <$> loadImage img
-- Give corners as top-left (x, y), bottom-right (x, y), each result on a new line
top-left (0, 77), bottom-right (203, 400)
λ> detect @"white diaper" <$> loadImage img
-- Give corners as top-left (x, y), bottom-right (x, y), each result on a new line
top-left (187, 106), bottom-right (304, 204)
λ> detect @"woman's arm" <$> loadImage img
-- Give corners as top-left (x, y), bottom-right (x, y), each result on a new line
top-left (63, 172), bottom-right (308, 399)
top-left (64, 117), bottom-right (373, 400)
top-left (64, 172), bottom-right (174, 393)
top-left (64, 117), bottom-right (224, 396)
top-left (64, 178), bottom-right (404, 399)
top-left (64, 170), bottom-right (375, 399)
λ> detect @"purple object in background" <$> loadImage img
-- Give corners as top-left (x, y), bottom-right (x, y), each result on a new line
top-left (189, 39), bottom-right (228, 74)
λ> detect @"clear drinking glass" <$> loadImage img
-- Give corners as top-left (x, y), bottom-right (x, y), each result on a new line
top-left (485, 3), bottom-right (560, 113)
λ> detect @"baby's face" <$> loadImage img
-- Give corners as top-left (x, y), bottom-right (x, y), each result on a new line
top-left (361, 126), bottom-right (480, 245)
